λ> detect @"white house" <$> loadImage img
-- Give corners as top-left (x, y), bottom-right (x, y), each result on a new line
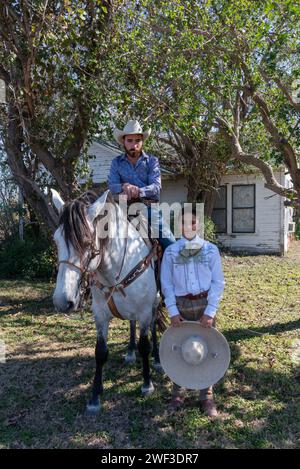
top-left (211, 169), bottom-right (295, 255)
top-left (86, 141), bottom-right (295, 255)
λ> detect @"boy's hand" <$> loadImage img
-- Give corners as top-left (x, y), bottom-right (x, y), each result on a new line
top-left (171, 314), bottom-right (184, 328)
top-left (200, 314), bottom-right (214, 328)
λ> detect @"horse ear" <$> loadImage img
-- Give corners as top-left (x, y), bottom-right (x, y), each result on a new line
top-left (87, 190), bottom-right (110, 222)
top-left (51, 189), bottom-right (65, 212)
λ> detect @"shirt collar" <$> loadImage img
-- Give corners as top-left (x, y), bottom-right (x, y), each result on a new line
top-left (120, 150), bottom-right (149, 162)
top-left (178, 234), bottom-right (205, 247)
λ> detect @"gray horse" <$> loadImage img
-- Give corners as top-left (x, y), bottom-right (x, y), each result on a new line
top-left (52, 189), bottom-right (164, 413)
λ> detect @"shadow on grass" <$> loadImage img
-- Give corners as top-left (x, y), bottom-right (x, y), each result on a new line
top-left (0, 336), bottom-right (299, 449)
top-left (0, 295), bottom-right (56, 317)
top-left (224, 319), bottom-right (300, 343)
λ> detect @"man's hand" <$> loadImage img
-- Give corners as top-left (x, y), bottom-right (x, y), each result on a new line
top-left (171, 314), bottom-right (184, 328)
top-left (200, 314), bottom-right (214, 328)
top-left (122, 183), bottom-right (140, 200)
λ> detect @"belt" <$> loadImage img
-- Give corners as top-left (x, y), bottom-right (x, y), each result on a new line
top-left (181, 291), bottom-right (208, 300)
top-left (139, 198), bottom-right (158, 206)
top-left (127, 197), bottom-right (157, 205)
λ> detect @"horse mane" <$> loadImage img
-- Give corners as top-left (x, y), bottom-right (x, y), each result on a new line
top-left (59, 189), bottom-right (112, 260)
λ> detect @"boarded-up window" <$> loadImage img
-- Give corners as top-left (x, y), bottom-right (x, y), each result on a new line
top-left (212, 186), bottom-right (227, 233)
top-left (232, 184), bottom-right (255, 233)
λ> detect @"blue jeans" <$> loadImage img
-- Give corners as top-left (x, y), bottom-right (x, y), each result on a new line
top-left (146, 206), bottom-right (175, 251)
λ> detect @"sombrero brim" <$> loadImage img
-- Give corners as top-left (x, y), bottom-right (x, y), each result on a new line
top-left (159, 321), bottom-right (230, 390)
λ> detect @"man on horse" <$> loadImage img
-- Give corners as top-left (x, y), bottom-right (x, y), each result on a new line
top-left (108, 120), bottom-right (175, 250)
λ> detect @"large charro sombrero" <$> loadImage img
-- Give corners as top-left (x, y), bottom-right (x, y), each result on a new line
top-left (159, 322), bottom-right (230, 390)
top-left (113, 120), bottom-right (151, 146)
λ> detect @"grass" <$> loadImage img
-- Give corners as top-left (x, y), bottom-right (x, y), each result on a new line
top-left (0, 245), bottom-right (300, 449)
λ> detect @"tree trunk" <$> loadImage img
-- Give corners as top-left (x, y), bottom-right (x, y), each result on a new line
top-left (4, 105), bottom-right (58, 233)
top-left (186, 175), bottom-right (200, 202)
top-left (203, 190), bottom-right (217, 218)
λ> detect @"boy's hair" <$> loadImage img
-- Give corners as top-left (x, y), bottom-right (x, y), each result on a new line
top-left (179, 204), bottom-right (199, 222)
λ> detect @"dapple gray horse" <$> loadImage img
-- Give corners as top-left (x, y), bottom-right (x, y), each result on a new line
top-left (51, 189), bottom-right (163, 413)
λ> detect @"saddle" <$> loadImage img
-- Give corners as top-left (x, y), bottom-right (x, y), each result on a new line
top-left (85, 196), bottom-right (163, 320)
top-left (114, 194), bottom-right (163, 265)
top-left (124, 197), bottom-right (163, 289)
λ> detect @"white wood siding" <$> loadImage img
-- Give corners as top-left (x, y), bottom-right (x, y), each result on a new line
top-left (85, 142), bottom-right (291, 254)
top-left (85, 142), bottom-right (119, 184)
top-left (83, 143), bottom-right (187, 197)
top-left (216, 172), bottom-right (283, 254)
top-left (160, 178), bottom-right (188, 204)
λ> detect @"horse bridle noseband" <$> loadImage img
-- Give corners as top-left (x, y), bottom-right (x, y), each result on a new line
top-left (58, 241), bottom-right (101, 274)
top-left (58, 240), bottom-right (102, 306)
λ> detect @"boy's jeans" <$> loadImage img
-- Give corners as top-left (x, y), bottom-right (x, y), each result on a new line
top-left (145, 205), bottom-right (175, 250)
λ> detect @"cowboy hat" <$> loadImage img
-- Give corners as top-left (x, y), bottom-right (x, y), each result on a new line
top-left (159, 321), bottom-right (230, 390)
top-left (113, 120), bottom-right (151, 146)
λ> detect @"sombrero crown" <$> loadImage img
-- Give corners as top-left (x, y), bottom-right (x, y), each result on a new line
top-left (159, 321), bottom-right (230, 390)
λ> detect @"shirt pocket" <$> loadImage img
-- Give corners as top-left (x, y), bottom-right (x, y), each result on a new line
top-left (172, 262), bottom-right (188, 289)
top-left (173, 262), bottom-right (185, 269)
top-left (137, 167), bottom-right (149, 183)
top-left (119, 169), bottom-right (133, 185)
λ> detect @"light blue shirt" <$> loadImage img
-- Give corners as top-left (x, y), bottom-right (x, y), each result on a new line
top-left (160, 235), bottom-right (225, 318)
top-left (108, 151), bottom-right (161, 200)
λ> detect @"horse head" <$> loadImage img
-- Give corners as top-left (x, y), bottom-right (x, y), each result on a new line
top-left (51, 189), bottom-right (111, 312)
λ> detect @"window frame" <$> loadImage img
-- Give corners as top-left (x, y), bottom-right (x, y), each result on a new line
top-left (232, 184), bottom-right (256, 234)
top-left (212, 185), bottom-right (227, 234)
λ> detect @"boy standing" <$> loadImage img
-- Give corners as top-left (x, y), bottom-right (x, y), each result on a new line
top-left (160, 206), bottom-right (225, 417)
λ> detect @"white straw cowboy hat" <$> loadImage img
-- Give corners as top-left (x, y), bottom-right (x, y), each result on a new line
top-left (113, 120), bottom-right (151, 146)
top-left (159, 322), bottom-right (230, 390)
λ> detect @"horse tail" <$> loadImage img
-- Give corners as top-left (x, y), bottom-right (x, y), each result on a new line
top-left (155, 300), bottom-right (169, 334)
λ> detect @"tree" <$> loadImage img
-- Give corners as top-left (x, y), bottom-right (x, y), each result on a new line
top-left (107, 0), bottom-right (233, 205)
top-left (0, 0), bottom-right (115, 232)
top-left (157, 129), bottom-right (231, 213)
top-left (112, 0), bottom-right (300, 209)
top-left (0, 139), bottom-right (19, 240)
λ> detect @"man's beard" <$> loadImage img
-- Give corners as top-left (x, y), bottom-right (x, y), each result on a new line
top-left (125, 148), bottom-right (142, 158)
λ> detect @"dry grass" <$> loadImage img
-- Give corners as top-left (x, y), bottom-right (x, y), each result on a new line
top-left (0, 245), bottom-right (300, 449)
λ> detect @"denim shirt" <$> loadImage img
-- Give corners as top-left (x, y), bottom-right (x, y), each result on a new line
top-left (108, 151), bottom-right (161, 200)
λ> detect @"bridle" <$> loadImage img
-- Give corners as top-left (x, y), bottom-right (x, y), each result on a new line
top-left (58, 239), bottom-right (102, 307)
top-left (56, 199), bottom-right (160, 317)
top-left (57, 217), bottom-right (129, 308)
top-left (58, 238), bottom-right (102, 273)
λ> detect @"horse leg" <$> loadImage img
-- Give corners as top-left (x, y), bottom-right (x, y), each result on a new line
top-left (138, 326), bottom-right (154, 396)
top-left (151, 319), bottom-right (163, 373)
top-left (86, 330), bottom-right (108, 414)
top-left (124, 320), bottom-right (137, 364)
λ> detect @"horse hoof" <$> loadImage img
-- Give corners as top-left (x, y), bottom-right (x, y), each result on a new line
top-left (124, 351), bottom-right (136, 364)
top-left (86, 399), bottom-right (101, 414)
top-left (152, 362), bottom-right (164, 374)
top-left (141, 381), bottom-right (155, 396)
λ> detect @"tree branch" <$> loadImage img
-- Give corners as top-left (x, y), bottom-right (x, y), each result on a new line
top-left (217, 118), bottom-right (299, 208)
top-left (252, 91), bottom-right (299, 175)
top-left (259, 67), bottom-right (300, 113)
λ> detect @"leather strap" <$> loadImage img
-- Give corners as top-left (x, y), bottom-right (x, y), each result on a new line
top-left (105, 289), bottom-right (126, 320)
top-left (181, 291), bottom-right (208, 300)
top-left (91, 242), bottom-right (159, 320)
